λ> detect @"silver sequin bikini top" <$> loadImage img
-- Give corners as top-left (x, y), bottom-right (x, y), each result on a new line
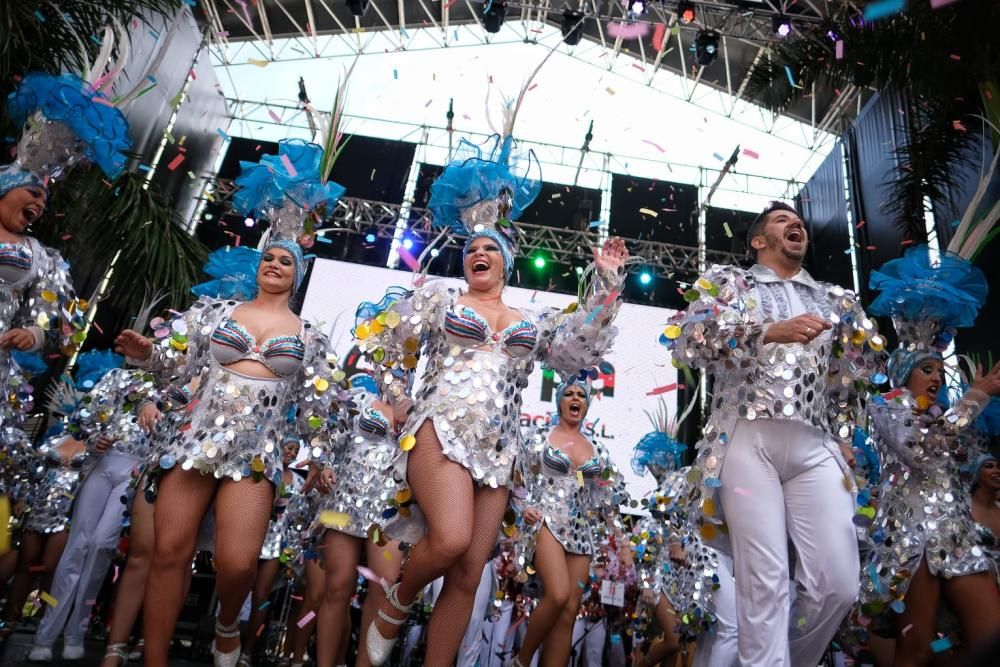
top-left (210, 317), bottom-right (305, 377)
top-left (0, 240), bottom-right (32, 285)
top-left (443, 304), bottom-right (538, 358)
top-left (542, 444), bottom-right (601, 478)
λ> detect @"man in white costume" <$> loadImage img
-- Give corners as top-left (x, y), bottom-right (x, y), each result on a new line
top-left (662, 201), bottom-right (883, 666)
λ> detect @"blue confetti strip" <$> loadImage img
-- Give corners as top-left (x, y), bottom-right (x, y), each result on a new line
top-left (784, 65), bottom-right (797, 88)
top-left (863, 0), bottom-right (906, 22)
top-left (34, 10), bottom-right (46, 21)
top-left (930, 637), bottom-right (952, 653)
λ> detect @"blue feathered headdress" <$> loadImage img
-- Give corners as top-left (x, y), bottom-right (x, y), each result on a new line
top-left (232, 139), bottom-right (346, 218)
top-left (631, 431), bottom-right (688, 477)
top-left (869, 246), bottom-right (987, 352)
top-left (74, 349), bottom-right (123, 389)
top-left (7, 72), bottom-right (131, 179)
top-left (192, 246), bottom-right (263, 301)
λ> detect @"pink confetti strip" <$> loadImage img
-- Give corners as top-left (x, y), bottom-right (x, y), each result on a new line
top-left (280, 153), bottom-right (297, 177)
top-left (642, 139), bottom-right (666, 153)
top-left (741, 148), bottom-right (760, 159)
top-left (646, 383), bottom-right (679, 396)
top-left (296, 610), bottom-right (316, 628)
top-left (397, 246), bottom-right (421, 272)
top-left (167, 154), bottom-right (185, 171)
top-left (835, 41), bottom-right (844, 60)
top-left (357, 565), bottom-right (388, 588)
top-left (268, 110), bottom-right (282, 124)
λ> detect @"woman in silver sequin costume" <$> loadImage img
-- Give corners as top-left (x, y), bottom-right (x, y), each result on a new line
top-left (239, 436), bottom-right (303, 664)
top-left (114, 240), bottom-right (340, 667)
top-left (971, 454), bottom-right (1000, 571)
top-left (513, 379), bottom-right (626, 667)
top-left (857, 355), bottom-right (1000, 663)
top-left (312, 390), bottom-right (404, 667)
top-left (357, 181), bottom-right (627, 663)
top-left (1, 434), bottom-right (86, 634)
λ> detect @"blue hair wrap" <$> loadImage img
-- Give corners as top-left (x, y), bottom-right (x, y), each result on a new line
top-left (464, 228), bottom-right (516, 281)
top-left (886, 348), bottom-right (943, 389)
top-left (261, 239), bottom-right (307, 292)
top-left (232, 138), bottom-right (346, 217)
top-left (0, 164), bottom-right (48, 200)
top-left (74, 349), bottom-right (123, 389)
top-left (192, 246), bottom-right (262, 300)
top-left (7, 72), bottom-right (131, 179)
top-left (869, 246), bottom-right (988, 331)
top-left (631, 431), bottom-right (688, 477)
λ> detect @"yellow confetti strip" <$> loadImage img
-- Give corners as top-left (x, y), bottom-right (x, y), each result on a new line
top-left (248, 58), bottom-right (270, 67)
top-left (321, 511), bottom-right (349, 528)
top-left (40, 591), bottom-right (58, 607)
top-left (639, 207), bottom-right (658, 217)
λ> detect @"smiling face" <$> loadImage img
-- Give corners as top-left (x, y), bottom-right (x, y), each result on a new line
top-left (257, 247), bottom-right (297, 295)
top-left (753, 208), bottom-right (808, 265)
top-left (977, 458), bottom-right (1000, 494)
top-left (558, 384), bottom-right (589, 428)
top-left (905, 357), bottom-right (944, 409)
top-left (281, 439), bottom-right (300, 465)
top-left (0, 185), bottom-right (47, 235)
top-left (463, 235), bottom-right (506, 291)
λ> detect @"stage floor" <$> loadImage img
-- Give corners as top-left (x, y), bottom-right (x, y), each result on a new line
top-left (1, 630), bottom-right (209, 665)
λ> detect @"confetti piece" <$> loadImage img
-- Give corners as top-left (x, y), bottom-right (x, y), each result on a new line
top-left (784, 65), bottom-right (798, 88)
top-left (646, 383), bottom-right (678, 396)
top-left (856, 219), bottom-right (866, 228)
top-left (712, 152), bottom-right (724, 162)
top-left (901, 623), bottom-right (913, 636)
top-left (835, 41), bottom-right (844, 60)
top-left (397, 247), bottom-right (421, 272)
top-left (930, 637), bottom-right (952, 653)
top-left (733, 487), bottom-right (750, 496)
top-left (952, 120), bottom-right (967, 132)
top-left (605, 87), bottom-right (616, 96)
top-left (602, 290), bottom-right (620, 307)
top-left (40, 592), bottom-right (58, 607)
top-left (393, 68), bottom-right (398, 79)
top-left (653, 23), bottom-right (667, 51)
top-left (723, 222), bottom-right (733, 238)
top-left (167, 154), bottom-right (185, 171)
top-left (577, 470), bottom-right (585, 487)
top-left (930, 0), bottom-right (958, 6)
top-left (216, 128), bottom-right (231, 141)
top-left (280, 153), bottom-right (297, 177)
top-left (742, 148), bottom-right (759, 159)
top-left (85, 599), bottom-right (97, 606)
top-left (258, 600), bottom-right (271, 610)
top-left (588, 220), bottom-right (603, 229)
top-left (248, 58), bottom-right (270, 67)
top-left (268, 110), bottom-right (282, 124)
top-left (256, 623), bottom-right (265, 636)
top-left (639, 207), bottom-right (658, 217)
top-left (297, 611), bottom-right (316, 628)
top-left (863, 0), bottom-right (905, 21)
top-left (34, 9), bottom-right (46, 21)
top-left (642, 139), bottom-right (666, 153)
top-left (425, 99), bottom-right (433, 107)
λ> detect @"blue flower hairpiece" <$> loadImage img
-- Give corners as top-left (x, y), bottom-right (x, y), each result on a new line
top-left (192, 246), bottom-right (263, 301)
top-left (631, 431), bottom-right (688, 477)
top-left (0, 165), bottom-right (47, 200)
top-left (74, 349), bottom-right (123, 390)
top-left (232, 139), bottom-right (346, 218)
top-left (10, 351), bottom-right (48, 379)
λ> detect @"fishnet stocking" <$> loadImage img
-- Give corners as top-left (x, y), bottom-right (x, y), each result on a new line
top-left (318, 531), bottom-right (362, 667)
top-left (143, 469), bottom-right (217, 667)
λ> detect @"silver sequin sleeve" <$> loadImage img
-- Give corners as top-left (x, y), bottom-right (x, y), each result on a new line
top-left (10, 242), bottom-right (81, 353)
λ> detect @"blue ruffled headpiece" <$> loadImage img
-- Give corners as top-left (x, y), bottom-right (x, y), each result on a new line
top-left (631, 431), bottom-right (688, 477)
top-left (0, 165), bottom-right (48, 200)
top-left (262, 239), bottom-right (307, 292)
top-left (969, 453), bottom-right (997, 490)
top-left (74, 349), bottom-right (123, 389)
top-left (192, 246), bottom-right (262, 301)
top-left (354, 286), bottom-right (411, 333)
top-left (232, 139), bottom-right (346, 218)
top-left (7, 72), bottom-right (131, 179)
top-left (869, 246), bottom-right (988, 352)
top-left (428, 135), bottom-right (541, 276)
top-left (10, 351), bottom-right (48, 378)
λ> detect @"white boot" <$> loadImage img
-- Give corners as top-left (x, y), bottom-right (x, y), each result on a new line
top-left (212, 617), bottom-right (242, 667)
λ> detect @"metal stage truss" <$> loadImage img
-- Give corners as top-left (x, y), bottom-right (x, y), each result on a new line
top-left (210, 180), bottom-right (748, 279)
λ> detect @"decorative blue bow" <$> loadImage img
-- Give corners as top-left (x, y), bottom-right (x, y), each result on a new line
top-left (192, 245), bottom-right (263, 300)
top-left (232, 139), bottom-right (346, 217)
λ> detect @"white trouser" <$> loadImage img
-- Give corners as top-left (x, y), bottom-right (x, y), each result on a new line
top-left (456, 562), bottom-right (494, 667)
top-left (717, 419), bottom-right (858, 667)
top-left (693, 552), bottom-right (739, 667)
top-left (34, 453), bottom-right (136, 647)
top-left (570, 617), bottom-right (606, 666)
top-left (482, 598), bottom-right (513, 667)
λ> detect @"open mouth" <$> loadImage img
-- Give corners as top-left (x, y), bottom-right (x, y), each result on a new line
top-left (263, 269), bottom-right (281, 278)
top-left (21, 205), bottom-right (43, 224)
top-left (568, 403), bottom-right (583, 417)
top-left (471, 259), bottom-right (490, 274)
top-left (785, 227), bottom-right (804, 243)
top-left (927, 383), bottom-right (940, 397)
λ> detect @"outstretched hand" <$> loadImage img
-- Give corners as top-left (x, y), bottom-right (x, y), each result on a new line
top-left (114, 330), bottom-right (153, 361)
top-left (763, 314), bottom-right (832, 345)
top-left (593, 237), bottom-right (628, 274)
top-left (0, 328), bottom-right (36, 351)
top-left (971, 360), bottom-right (1000, 397)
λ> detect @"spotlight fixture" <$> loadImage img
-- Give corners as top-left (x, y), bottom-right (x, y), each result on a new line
top-left (402, 237), bottom-right (414, 250)
top-left (533, 255), bottom-right (547, 269)
top-left (561, 9), bottom-right (585, 46)
top-left (345, 0), bottom-right (368, 17)
top-left (482, 0), bottom-right (507, 34)
top-left (693, 29), bottom-right (720, 66)
top-left (628, 0), bottom-right (646, 15)
top-left (677, 2), bottom-right (696, 25)
top-left (772, 15), bottom-right (792, 38)
top-left (639, 271), bottom-right (653, 286)
top-left (364, 232), bottom-right (377, 244)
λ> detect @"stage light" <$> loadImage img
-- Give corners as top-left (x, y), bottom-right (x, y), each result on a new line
top-left (694, 29), bottom-right (720, 66)
top-left (772, 15), bottom-right (792, 38)
top-left (677, 2), bottom-right (696, 24)
top-left (430, 249), bottom-right (440, 258)
top-left (639, 271), bottom-right (652, 286)
top-left (402, 238), bottom-right (414, 250)
top-left (533, 256), bottom-right (547, 269)
top-left (365, 232), bottom-right (377, 244)
top-left (346, 0), bottom-right (368, 17)
top-left (561, 9), bottom-right (585, 46)
top-left (244, 217), bottom-right (255, 228)
top-left (628, 0), bottom-right (646, 15)
top-left (483, 0), bottom-right (507, 34)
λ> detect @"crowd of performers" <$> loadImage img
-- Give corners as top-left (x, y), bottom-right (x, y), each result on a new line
top-left (1, 56), bottom-right (1000, 667)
